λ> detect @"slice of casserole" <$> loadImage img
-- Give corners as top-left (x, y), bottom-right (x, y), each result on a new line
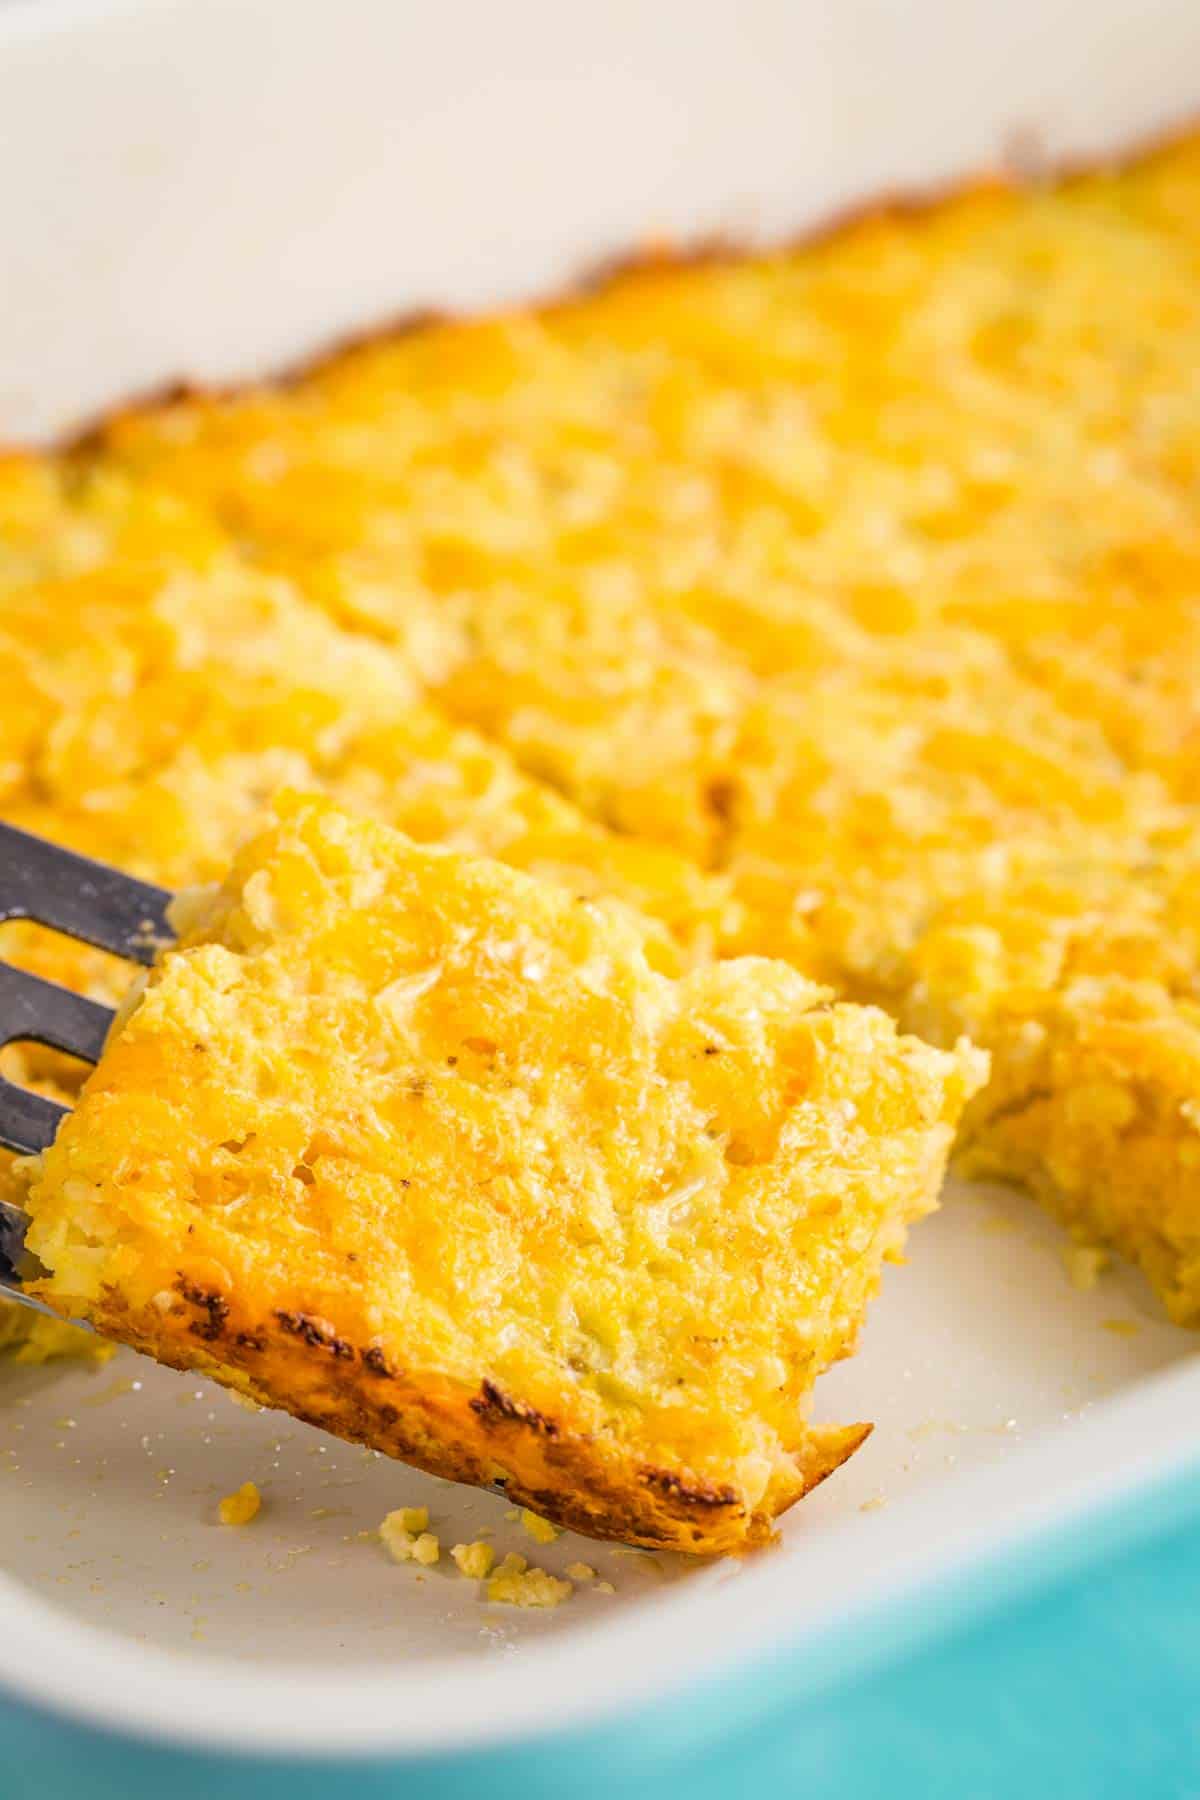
top-left (24, 796), bottom-right (984, 1552)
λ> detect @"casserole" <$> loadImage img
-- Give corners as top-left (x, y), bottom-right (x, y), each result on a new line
top-left (1, 0), bottom-right (1199, 1788)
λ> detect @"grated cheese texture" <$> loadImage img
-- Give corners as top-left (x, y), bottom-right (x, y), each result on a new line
top-left (73, 131), bottom-right (1200, 1320)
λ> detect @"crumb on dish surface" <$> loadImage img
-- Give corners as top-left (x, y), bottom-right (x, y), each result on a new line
top-left (519, 1509), bottom-right (561, 1545)
top-left (1062, 1242), bottom-right (1110, 1292)
top-left (486, 1551), bottom-right (572, 1609)
top-left (379, 1509), bottom-right (440, 1565)
top-left (451, 1540), bottom-right (496, 1580)
top-left (217, 1481), bottom-right (262, 1526)
top-left (391, 1506), bottom-right (429, 1536)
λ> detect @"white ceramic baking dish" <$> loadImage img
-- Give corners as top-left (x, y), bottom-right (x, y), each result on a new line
top-left (1, 0), bottom-right (1199, 1765)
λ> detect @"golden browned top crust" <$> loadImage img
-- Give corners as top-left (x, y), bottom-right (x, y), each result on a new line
top-left (43, 129), bottom-right (1200, 1320)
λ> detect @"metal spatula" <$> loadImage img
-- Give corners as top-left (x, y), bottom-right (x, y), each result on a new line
top-left (0, 821), bottom-right (173, 1308)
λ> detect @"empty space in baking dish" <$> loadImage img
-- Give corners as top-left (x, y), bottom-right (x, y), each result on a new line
top-left (0, 1176), bottom-right (1184, 1666)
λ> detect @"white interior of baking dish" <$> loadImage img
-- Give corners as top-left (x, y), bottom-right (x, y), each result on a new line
top-left (0, 0), bottom-right (1199, 1758)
